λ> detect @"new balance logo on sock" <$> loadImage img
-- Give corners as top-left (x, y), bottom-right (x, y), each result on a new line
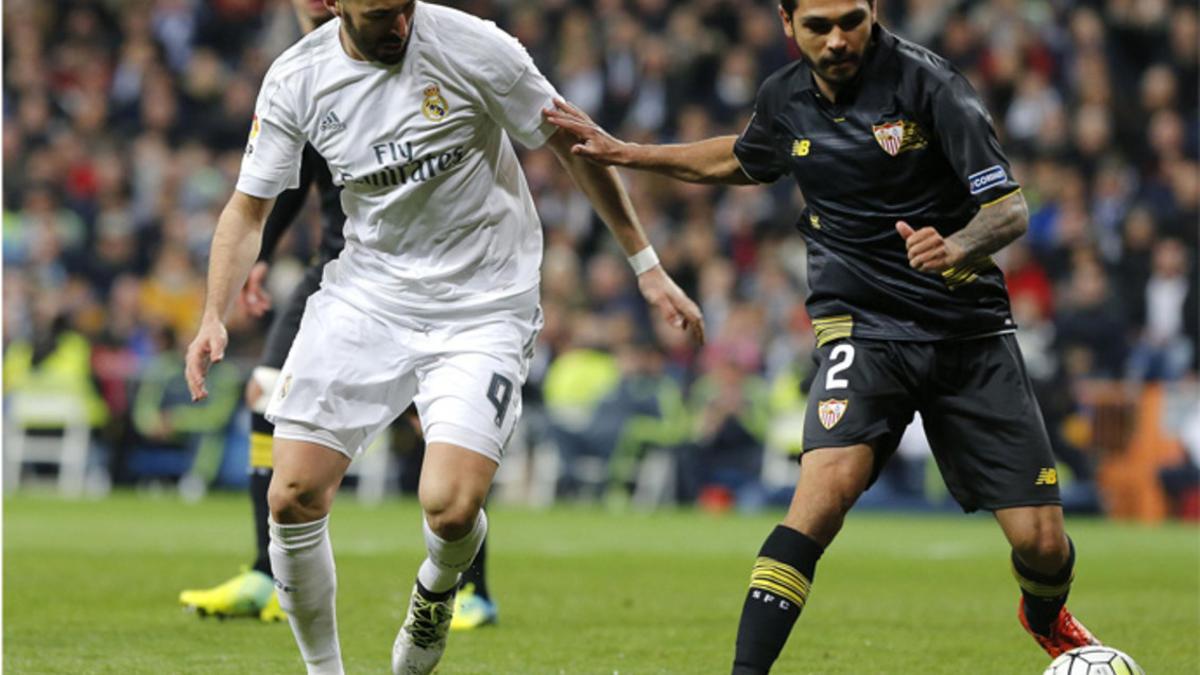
top-left (320, 110), bottom-right (345, 134)
top-left (274, 579), bottom-right (297, 593)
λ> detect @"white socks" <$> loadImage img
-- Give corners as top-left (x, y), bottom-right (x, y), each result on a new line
top-left (417, 510), bottom-right (488, 594)
top-left (266, 510), bottom-right (487, 672)
top-left (269, 515), bottom-right (343, 675)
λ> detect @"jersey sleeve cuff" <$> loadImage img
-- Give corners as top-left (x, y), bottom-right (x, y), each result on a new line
top-left (236, 174), bottom-right (288, 200)
top-left (732, 150), bottom-right (775, 185)
top-left (518, 115), bottom-right (559, 150)
top-left (979, 187), bottom-right (1022, 209)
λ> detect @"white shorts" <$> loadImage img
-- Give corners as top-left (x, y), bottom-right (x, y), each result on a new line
top-left (266, 287), bottom-right (542, 463)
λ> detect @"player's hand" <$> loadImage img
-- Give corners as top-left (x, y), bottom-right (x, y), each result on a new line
top-left (542, 98), bottom-right (628, 166)
top-left (185, 316), bottom-right (228, 402)
top-left (239, 261), bottom-right (272, 318)
top-left (636, 266), bottom-right (706, 346)
top-left (896, 221), bottom-right (965, 273)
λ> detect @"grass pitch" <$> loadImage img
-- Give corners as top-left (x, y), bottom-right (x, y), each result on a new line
top-left (4, 492), bottom-right (1198, 674)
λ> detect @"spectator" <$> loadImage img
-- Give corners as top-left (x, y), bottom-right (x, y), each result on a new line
top-left (2, 0), bottom-right (1196, 503)
top-left (1127, 239), bottom-right (1197, 381)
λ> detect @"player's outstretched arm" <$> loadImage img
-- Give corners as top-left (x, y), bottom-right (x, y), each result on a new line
top-left (542, 99), bottom-right (755, 186)
top-left (186, 190), bottom-right (276, 401)
top-left (896, 190), bottom-right (1028, 273)
top-left (545, 127), bottom-right (706, 346)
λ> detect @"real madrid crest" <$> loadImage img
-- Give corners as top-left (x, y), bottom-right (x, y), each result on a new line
top-left (818, 398), bottom-right (848, 430)
top-left (422, 83), bottom-right (449, 122)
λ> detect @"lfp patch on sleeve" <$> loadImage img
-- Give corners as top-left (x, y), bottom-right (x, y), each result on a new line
top-left (968, 165), bottom-right (1007, 195)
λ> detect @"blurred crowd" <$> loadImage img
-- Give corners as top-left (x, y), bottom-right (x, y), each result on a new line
top-left (3, 0), bottom-right (1197, 510)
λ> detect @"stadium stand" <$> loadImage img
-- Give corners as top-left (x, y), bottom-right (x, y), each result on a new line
top-left (3, 0), bottom-right (1197, 520)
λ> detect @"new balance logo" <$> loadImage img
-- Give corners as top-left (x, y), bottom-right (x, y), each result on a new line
top-left (319, 110), bottom-right (345, 134)
top-left (1035, 468), bottom-right (1058, 486)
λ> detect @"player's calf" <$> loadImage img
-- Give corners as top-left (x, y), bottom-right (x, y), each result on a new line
top-left (393, 511), bottom-right (487, 674)
top-left (732, 525), bottom-right (824, 675)
top-left (268, 515), bottom-right (343, 674)
top-left (1012, 535), bottom-right (1100, 656)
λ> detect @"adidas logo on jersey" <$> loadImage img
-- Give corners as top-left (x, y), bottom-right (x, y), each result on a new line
top-left (320, 110), bottom-right (346, 134)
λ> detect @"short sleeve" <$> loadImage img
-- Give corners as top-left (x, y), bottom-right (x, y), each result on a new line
top-left (930, 72), bottom-right (1020, 206)
top-left (733, 82), bottom-right (787, 184)
top-left (236, 77), bottom-right (306, 199)
top-left (473, 22), bottom-right (560, 149)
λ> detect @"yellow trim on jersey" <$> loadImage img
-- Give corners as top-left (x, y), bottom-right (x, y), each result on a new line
top-left (981, 187), bottom-right (1022, 209)
top-left (940, 266), bottom-right (980, 290)
top-left (1011, 564), bottom-right (1074, 598)
top-left (812, 315), bottom-right (854, 347)
top-left (250, 431), bottom-right (274, 469)
top-left (940, 255), bottom-right (998, 290)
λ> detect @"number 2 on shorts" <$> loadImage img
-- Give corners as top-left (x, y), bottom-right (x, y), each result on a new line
top-left (825, 344), bottom-right (855, 390)
top-left (487, 373), bottom-right (514, 427)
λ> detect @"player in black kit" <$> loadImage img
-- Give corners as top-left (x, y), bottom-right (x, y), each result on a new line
top-left (178, 0), bottom-right (496, 630)
top-left (544, 0), bottom-right (1100, 671)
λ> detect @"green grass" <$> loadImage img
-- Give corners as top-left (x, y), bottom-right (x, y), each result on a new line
top-left (4, 492), bottom-right (1198, 674)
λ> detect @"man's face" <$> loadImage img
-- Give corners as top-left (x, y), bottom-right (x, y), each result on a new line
top-left (780, 0), bottom-right (874, 86)
top-left (294, 0), bottom-right (333, 23)
top-left (328, 0), bottom-right (416, 65)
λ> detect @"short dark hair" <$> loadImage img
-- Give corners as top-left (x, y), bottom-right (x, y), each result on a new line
top-left (780, 0), bottom-right (874, 19)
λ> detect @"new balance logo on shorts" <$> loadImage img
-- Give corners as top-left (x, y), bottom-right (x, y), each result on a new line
top-left (1035, 468), bottom-right (1058, 486)
top-left (320, 110), bottom-right (346, 134)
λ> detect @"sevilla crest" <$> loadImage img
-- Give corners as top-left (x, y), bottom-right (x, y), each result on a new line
top-left (818, 398), bottom-right (849, 430)
top-left (872, 121), bottom-right (904, 156)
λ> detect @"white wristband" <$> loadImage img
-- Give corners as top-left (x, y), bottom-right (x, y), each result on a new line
top-left (627, 246), bottom-right (660, 275)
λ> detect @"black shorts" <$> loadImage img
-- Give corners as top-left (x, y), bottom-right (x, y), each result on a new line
top-left (258, 263), bottom-right (326, 369)
top-left (802, 334), bottom-right (1060, 513)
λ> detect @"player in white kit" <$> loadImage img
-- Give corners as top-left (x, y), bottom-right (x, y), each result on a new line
top-left (184, 1), bottom-right (704, 674)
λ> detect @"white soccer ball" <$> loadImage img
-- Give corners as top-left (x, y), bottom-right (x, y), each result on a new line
top-left (1043, 646), bottom-right (1146, 675)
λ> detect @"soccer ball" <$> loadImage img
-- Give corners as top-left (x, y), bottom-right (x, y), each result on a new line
top-left (1043, 646), bottom-right (1145, 675)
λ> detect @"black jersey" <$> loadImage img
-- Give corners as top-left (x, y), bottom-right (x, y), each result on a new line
top-left (258, 143), bottom-right (345, 265)
top-left (734, 26), bottom-right (1020, 343)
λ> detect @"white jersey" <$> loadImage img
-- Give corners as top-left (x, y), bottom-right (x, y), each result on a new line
top-left (237, 2), bottom-right (559, 314)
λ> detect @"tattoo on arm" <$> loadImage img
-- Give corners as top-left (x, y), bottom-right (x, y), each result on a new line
top-left (946, 191), bottom-right (1028, 259)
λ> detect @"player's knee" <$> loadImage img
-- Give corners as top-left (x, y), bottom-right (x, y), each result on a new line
top-left (1012, 527), bottom-right (1069, 569)
top-left (785, 482), bottom-right (859, 544)
top-left (268, 478), bottom-right (332, 524)
top-left (422, 493), bottom-right (483, 540)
